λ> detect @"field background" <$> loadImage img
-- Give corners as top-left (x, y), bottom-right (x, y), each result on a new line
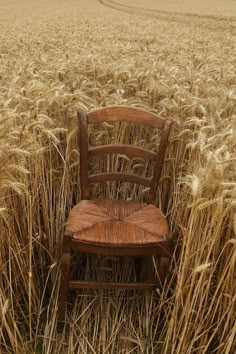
top-left (1, 0), bottom-right (236, 19)
top-left (0, 0), bottom-right (235, 353)
top-left (105, 0), bottom-right (236, 16)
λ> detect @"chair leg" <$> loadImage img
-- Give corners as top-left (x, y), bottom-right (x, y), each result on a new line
top-left (157, 256), bottom-right (171, 287)
top-left (58, 234), bottom-right (72, 323)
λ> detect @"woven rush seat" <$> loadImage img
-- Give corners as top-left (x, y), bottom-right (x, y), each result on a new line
top-left (66, 199), bottom-right (169, 246)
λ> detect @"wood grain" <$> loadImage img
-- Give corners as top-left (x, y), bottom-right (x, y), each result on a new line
top-left (87, 106), bottom-right (165, 128)
top-left (88, 172), bottom-right (151, 186)
top-left (89, 144), bottom-right (156, 160)
top-left (78, 111), bottom-right (89, 200)
top-left (69, 281), bottom-right (159, 290)
top-left (148, 119), bottom-right (173, 203)
top-left (71, 239), bottom-right (172, 256)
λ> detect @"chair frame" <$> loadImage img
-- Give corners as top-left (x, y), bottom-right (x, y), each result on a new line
top-left (58, 106), bottom-right (173, 322)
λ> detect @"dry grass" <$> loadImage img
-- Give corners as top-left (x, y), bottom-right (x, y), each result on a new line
top-left (0, 0), bottom-right (236, 353)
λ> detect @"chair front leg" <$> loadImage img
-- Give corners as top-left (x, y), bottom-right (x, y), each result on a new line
top-left (58, 233), bottom-right (72, 322)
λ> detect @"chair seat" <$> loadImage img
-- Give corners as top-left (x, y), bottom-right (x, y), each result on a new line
top-left (66, 199), bottom-right (169, 246)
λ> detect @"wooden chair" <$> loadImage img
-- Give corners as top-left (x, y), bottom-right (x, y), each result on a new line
top-left (58, 106), bottom-right (173, 322)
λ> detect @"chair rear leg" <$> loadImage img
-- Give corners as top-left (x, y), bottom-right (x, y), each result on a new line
top-left (58, 234), bottom-right (72, 323)
top-left (157, 256), bottom-right (171, 287)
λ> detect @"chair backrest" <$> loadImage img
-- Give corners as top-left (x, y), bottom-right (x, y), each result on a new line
top-left (78, 106), bottom-right (172, 204)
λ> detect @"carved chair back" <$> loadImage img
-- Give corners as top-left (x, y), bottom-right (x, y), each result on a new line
top-left (78, 106), bottom-right (172, 204)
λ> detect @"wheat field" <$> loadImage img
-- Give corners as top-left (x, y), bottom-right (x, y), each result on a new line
top-left (0, 0), bottom-right (236, 353)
